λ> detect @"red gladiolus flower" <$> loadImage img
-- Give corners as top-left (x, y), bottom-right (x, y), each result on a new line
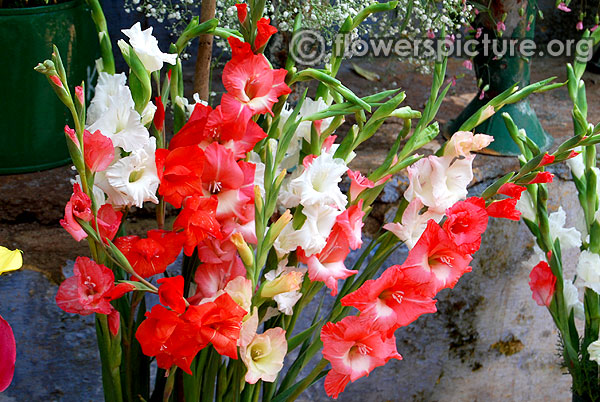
top-left (156, 146), bottom-right (206, 208)
top-left (184, 293), bottom-right (246, 359)
top-left (84, 130), bottom-right (114, 173)
top-left (341, 266), bottom-right (437, 334)
top-left (221, 37), bottom-right (291, 121)
top-left (486, 183), bottom-right (526, 221)
top-left (0, 314), bottom-right (16, 392)
top-left (498, 183), bottom-right (526, 199)
top-left (93, 204), bottom-right (123, 243)
top-left (114, 230), bottom-right (184, 278)
top-left (55, 256), bottom-right (116, 315)
top-left (168, 103), bottom-right (212, 150)
top-left (136, 305), bottom-right (201, 374)
top-left (529, 261), bottom-right (556, 307)
top-left (402, 220), bottom-right (472, 296)
top-left (486, 198), bottom-right (521, 221)
top-left (174, 196), bottom-right (222, 256)
top-left (154, 96), bottom-right (165, 132)
top-left (321, 316), bottom-right (402, 399)
top-left (528, 171), bottom-right (554, 184)
top-left (105, 282), bottom-right (136, 301)
top-left (191, 258), bottom-right (245, 303)
top-left (235, 3), bottom-right (247, 24)
top-left (540, 153), bottom-right (555, 166)
top-left (254, 18), bottom-right (277, 51)
top-left (60, 183), bottom-right (93, 242)
top-left (443, 197), bottom-right (488, 254)
top-left (157, 276), bottom-right (187, 314)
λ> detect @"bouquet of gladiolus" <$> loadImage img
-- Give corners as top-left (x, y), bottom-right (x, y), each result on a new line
top-left (33, 0), bottom-right (570, 400)
top-left (512, 28), bottom-right (600, 402)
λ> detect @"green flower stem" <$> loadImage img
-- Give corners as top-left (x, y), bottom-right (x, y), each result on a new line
top-left (96, 314), bottom-right (124, 402)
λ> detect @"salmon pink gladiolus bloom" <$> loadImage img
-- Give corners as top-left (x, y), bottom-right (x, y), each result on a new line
top-left (60, 183), bottom-right (93, 242)
top-left (321, 315), bottom-right (402, 399)
top-left (402, 220), bottom-right (472, 296)
top-left (83, 129), bottom-right (114, 173)
top-left (443, 197), bottom-right (488, 254)
top-left (341, 265), bottom-right (437, 333)
top-left (55, 257), bottom-right (116, 315)
top-left (220, 37), bottom-right (291, 121)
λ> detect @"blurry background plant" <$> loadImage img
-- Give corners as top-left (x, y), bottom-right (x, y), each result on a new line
top-left (123, 0), bottom-right (474, 70)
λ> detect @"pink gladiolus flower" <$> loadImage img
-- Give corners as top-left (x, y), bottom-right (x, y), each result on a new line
top-left (475, 27), bottom-right (483, 38)
top-left (335, 201), bottom-right (365, 250)
top-left (497, 21), bottom-right (506, 32)
top-left (577, 21), bottom-right (584, 30)
top-left (55, 256), bottom-right (116, 315)
top-left (0, 314), bottom-right (16, 392)
top-left (341, 266), bottom-right (437, 333)
top-left (347, 169), bottom-right (390, 202)
top-left (60, 183), bottom-right (93, 242)
top-left (402, 220), bottom-right (472, 295)
top-left (50, 75), bottom-right (63, 88)
top-left (557, 2), bottom-right (571, 12)
top-left (94, 204), bottom-right (123, 243)
top-left (321, 316), bottom-right (402, 399)
top-left (84, 130), bottom-right (114, 172)
top-left (298, 224), bottom-right (357, 296)
top-left (591, 24), bottom-right (599, 32)
top-left (427, 29), bottom-right (435, 39)
top-left (221, 37), bottom-right (291, 121)
top-left (462, 59), bottom-right (473, 70)
top-left (529, 261), bottom-right (556, 306)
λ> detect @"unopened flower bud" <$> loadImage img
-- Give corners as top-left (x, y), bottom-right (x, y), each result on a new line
top-left (231, 232), bottom-right (255, 268)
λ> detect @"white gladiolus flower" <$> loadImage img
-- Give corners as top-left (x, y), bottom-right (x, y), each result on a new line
top-left (577, 250), bottom-right (600, 294)
top-left (87, 102), bottom-right (150, 152)
top-left (87, 72), bottom-right (134, 126)
top-left (297, 98), bottom-right (333, 142)
top-left (384, 198), bottom-right (444, 249)
top-left (516, 190), bottom-right (536, 222)
top-left (97, 137), bottom-right (159, 207)
top-left (563, 280), bottom-right (585, 321)
top-left (289, 153), bottom-right (347, 210)
top-left (548, 207), bottom-right (582, 250)
top-left (274, 204), bottom-right (341, 257)
top-left (405, 154), bottom-right (474, 214)
top-left (588, 339), bottom-right (600, 364)
top-left (121, 22), bottom-right (177, 72)
top-left (566, 148), bottom-right (584, 179)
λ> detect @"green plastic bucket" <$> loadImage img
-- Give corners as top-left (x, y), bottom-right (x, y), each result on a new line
top-left (0, 0), bottom-right (99, 174)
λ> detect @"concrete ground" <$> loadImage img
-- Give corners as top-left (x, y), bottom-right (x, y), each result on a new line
top-left (0, 56), bottom-right (598, 401)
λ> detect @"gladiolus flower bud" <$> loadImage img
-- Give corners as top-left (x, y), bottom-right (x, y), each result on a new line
top-left (236, 3), bottom-right (248, 24)
top-left (231, 232), bottom-right (254, 268)
top-left (261, 271), bottom-right (303, 298)
top-left (75, 85), bottom-right (84, 106)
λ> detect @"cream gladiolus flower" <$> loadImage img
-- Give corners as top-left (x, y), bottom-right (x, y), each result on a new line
top-left (98, 137), bottom-right (160, 207)
top-left (577, 250), bottom-right (600, 294)
top-left (548, 207), bottom-right (582, 250)
top-left (404, 154), bottom-right (474, 214)
top-left (588, 339), bottom-right (600, 364)
top-left (384, 198), bottom-right (444, 249)
top-left (263, 260), bottom-right (306, 314)
top-left (0, 247), bottom-right (22, 274)
top-left (241, 327), bottom-right (287, 384)
top-left (121, 22), bottom-right (177, 72)
top-left (224, 276), bottom-right (252, 314)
